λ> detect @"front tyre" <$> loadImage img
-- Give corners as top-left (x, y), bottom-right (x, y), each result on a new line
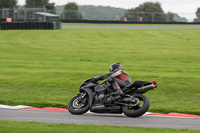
top-left (68, 94), bottom-right (89, 115)
top-left (122, 94), bottom-right (150, 117)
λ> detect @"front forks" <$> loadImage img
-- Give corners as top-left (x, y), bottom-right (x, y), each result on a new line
top-left (77, 93), bottom-right (87, 104)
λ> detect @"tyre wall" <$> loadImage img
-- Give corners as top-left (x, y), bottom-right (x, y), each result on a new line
top-left (0, 22), bottom-right (55, 30)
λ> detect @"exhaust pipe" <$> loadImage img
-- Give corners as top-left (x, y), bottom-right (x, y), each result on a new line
top-left (137, 85), bottom-right (155, 93)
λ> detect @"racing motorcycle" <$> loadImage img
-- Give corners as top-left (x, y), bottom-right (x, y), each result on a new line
top-left (68, 75), bottom-right (157, 117)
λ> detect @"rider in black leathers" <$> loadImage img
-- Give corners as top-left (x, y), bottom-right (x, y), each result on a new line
top-left (93, 63), bottom-right (132, 98)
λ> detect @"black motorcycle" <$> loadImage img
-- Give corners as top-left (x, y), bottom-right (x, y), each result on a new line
top-left (68, 76), bottom-right (157, 117)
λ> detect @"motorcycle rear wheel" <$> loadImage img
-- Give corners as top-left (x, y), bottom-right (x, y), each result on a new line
top-left (122, 94), bottom-right (150, 117)
top-left (68, 94), bottom-right (89, 115)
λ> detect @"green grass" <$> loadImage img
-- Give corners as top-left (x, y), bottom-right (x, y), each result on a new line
top-left (0, 28), bottom-right (200, 114)
top-left (0, 120), bottom-right (199, 133)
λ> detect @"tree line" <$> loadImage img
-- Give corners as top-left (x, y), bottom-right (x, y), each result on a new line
top-left (0, 0), bottom-right (55, 10)
top-left (0, 0), bottom-right (200, 22)
top-left (121, 2), bottom-right (188, 22)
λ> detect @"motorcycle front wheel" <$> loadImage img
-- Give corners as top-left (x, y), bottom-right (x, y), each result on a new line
top-left (122, 94), bottom-right (150, 117)
top-left (68, 93), bottom-right (89, 115)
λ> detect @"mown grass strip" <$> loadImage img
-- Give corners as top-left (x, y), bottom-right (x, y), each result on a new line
top-left (0, 120), bottom-right (199, 133)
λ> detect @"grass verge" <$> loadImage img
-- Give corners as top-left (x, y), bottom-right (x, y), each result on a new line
top-left (0, 28), bottom-right (200, 114)
top-left (0, 120), bottom-right (199, 133)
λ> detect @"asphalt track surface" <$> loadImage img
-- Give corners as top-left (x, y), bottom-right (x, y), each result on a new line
top-left (1, 109), bottom-right (200, 130)
top-left (62, 25), bottom-right (200, 29)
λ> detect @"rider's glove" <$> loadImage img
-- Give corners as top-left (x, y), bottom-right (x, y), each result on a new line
top-left (92, 76), bottom-right (100, 82)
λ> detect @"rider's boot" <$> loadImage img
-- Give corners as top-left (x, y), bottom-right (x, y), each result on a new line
top-left (111, 84), bottom-right (124, 99)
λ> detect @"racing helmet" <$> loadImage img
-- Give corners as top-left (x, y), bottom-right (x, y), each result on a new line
top-left (109, 63), bottom-right (122, 72)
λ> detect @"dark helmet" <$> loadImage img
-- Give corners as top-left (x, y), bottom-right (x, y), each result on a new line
top-left (109, 63), bottom-right (122, 72)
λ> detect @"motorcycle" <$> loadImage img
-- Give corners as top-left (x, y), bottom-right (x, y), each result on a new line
top-left (68, 75), bottom-right (157, 117)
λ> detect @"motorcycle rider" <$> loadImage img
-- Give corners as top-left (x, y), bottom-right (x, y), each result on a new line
top-left (93, 63), bottom-right (132, 98)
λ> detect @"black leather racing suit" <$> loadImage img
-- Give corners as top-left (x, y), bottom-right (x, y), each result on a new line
top-left (97, 69), bottom-right (132, 94)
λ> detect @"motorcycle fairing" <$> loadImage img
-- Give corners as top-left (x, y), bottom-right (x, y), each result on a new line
top-left (79, 87), bottom-right (95, 109)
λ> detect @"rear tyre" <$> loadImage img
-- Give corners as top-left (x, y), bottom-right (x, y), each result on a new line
top-left (68, 94), bottom-right (89, 115)
top-left (122, 94), bottom-right (150, 117)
